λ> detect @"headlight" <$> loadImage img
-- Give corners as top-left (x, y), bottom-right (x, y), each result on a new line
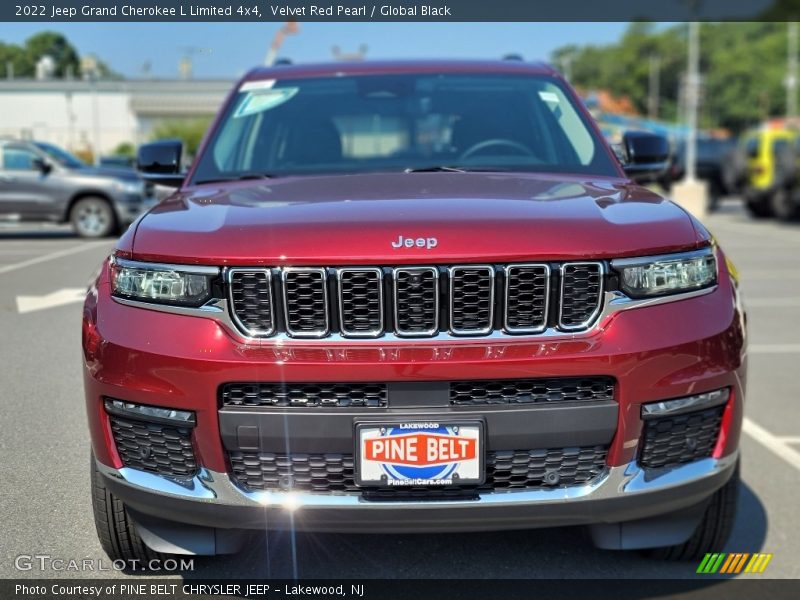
top-left (110, 258), bottom-right (217, 306)
top-left (115, 180), bottom-right (146, 195)
top-left (611, 248), bottom-right (717, 298)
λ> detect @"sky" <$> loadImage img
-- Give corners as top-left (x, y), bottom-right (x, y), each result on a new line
top-left (0, 22), bottom-right (629, 79)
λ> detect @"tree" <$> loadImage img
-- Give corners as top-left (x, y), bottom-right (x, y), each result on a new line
top-left (550, 22), bottom-right (791, 133)
top-left (23, 31), bottom-right (80, 77)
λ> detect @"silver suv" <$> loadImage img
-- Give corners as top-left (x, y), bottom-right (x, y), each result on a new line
top-left (0, 139), bottom-right (156, 237)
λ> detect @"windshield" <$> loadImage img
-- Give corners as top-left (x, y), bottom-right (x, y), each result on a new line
top-left (191, 73), bottom-right (618, 184)
top-left (34, 142), bottom-right (86, 169)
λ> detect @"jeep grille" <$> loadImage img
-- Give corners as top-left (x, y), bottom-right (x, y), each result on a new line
top-left (226, 262), bottom-right (604, 339)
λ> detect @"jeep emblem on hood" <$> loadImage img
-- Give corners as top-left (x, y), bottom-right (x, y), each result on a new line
top-left (391, 235), bottom-right (438, 250)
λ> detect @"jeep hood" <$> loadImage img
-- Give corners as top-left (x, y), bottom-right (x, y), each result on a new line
top-left (126, 172), bottom-right (705, 265)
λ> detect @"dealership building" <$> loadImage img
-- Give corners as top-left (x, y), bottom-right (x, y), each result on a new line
top-left (0, 78), bottom-right (231, 156)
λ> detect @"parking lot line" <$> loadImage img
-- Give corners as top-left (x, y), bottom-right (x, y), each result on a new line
top-left (743, 417), bottom-right (800, 472)
top-left (749, 344), bottom-right (800, 354)
top-left (0, 242), bottom-right (108, 276)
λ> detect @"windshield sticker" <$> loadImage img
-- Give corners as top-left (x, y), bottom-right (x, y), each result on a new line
top-left (239, 79), bottom-right (276, 92)
top-left (234, 88), bottom-right (299, 118)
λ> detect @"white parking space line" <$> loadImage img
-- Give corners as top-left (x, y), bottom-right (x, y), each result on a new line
top-left (0, 242), bottom-right (108, 275)
top-left (745, 298), bottom-right (800, 307)
top-left (743, 417), bottom-right (800, 472)
top-left (778, 437), bottom-right (800, 444)
top-left (749, 344), bottom-right (800, 354)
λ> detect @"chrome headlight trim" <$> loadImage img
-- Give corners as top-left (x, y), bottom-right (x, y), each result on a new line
top-left (611, 247), bottom-right (717, 299)
top-left (110, 256), bottom-right (219, 307)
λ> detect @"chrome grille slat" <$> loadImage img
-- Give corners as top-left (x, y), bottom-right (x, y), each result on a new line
top-left (336, 268), bottom-right (384, 337)
top-left (449, 265), bottom-right (495, 335)
top-left (228, 269), bottom-right (275, 337)
top-left (393, 267), bottom-right (439, 336)
top-left (282, 268), bottom-right (329, 337)
top-left (504, 264), bottom-right (549, 333)
top-left (559, 262), bottom-right (604, 330)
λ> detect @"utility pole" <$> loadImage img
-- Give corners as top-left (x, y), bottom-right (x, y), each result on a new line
top-left (648, 54), bottom-right (661, 120)
top-left (787, 21), bottom-right (798, 119)
top-left (685, 21), bottom-right (700, 182)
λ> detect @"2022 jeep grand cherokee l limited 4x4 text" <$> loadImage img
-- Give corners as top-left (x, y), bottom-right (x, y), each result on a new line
top-left (83, 61), bottom-right (745, 563)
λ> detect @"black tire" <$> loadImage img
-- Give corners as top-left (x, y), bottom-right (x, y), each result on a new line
top-left (70, 196), bottom-right (117, 238)
top-left (745, 197), bottom-right (774, 219)
top-left (91, 454), bottom-right (163, 564)
top-left (707, 182), bottom-right (722, 213)
top-left (770, 187), bottom-right (800, 221)
top-left (645, 460), bottom-right (740, 561)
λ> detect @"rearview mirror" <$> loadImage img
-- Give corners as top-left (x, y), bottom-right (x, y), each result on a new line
top-left (621, 131), bottom-right (670, 183)
top-left (137, 140), bottom-right (184, 187)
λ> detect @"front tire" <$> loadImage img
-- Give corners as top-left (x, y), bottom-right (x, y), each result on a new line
top-left (70, 196), bottom-right (117, 238)
top-left (745, 197), bottom-right (774, 219)
top-left (770, 187), bottom-right (800, 221)
top-left (646, 460), bottom-right (740, 561)
top-left (91, 454), bottom-right (163, 563)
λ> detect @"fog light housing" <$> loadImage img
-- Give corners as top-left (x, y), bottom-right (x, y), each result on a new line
top-left (641, 388), bottom-right (729, 419)
top-left (104, 398), bottom-right (196, 427)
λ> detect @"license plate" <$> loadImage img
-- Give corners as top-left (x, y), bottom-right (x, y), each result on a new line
top-left (355, 421), bottom-right (483, 487)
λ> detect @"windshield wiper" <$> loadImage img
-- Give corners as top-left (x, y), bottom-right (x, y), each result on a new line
top-left (404, 166), bottom-right (466, 173)
top-left (195, 173), bottom-right (276, 185)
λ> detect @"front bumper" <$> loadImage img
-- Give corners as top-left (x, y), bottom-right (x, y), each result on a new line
top-left (83, 251), bottom-right (746, 537)
top-left (97, 453), bottom-right (737, 533)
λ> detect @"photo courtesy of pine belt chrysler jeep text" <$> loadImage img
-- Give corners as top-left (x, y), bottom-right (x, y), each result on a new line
top-left (82, 60), bottom-right (746, 563)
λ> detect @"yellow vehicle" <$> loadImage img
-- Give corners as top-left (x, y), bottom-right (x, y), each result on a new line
top-left (737, 126), bottom-right (800, 220)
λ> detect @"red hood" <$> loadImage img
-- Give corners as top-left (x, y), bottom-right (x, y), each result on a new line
top-left (127, 172), bottom-right (704, 265)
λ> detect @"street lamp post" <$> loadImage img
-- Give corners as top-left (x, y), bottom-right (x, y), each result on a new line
top-left (685, 20), bottom-right (700, 183)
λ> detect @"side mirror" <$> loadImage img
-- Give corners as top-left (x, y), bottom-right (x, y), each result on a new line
top-left (621, 131), bottom-right (670, 183)
top-left (137, 140), bottom-right (184, 187)
top-left (32, 157), bottom-right (52, 175)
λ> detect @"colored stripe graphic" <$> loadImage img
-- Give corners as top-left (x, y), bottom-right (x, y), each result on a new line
top-left (697, 553), bottom-right (726, 574)
top-left (698, 553), bottom-right (773, 574)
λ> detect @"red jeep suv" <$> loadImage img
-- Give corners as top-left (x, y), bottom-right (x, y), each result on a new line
top-left (83, 61), bottom-right (745, 563)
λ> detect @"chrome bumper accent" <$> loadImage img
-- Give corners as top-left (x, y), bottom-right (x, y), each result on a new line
top-left (96, 451), bottom-right (738, 511)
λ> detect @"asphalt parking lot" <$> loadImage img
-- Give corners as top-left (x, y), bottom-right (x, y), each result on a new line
top-left (0, 199), bottom-right (798, 581)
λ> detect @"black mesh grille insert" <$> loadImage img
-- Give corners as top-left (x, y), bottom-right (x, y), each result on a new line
top-left (221, 382), bottom-right (388, 408)
top-left (283, 269), bottom-right (328, 335)
top-left (639, 405), bottom-right (724, 469)
top-left (229, 270), bottom-right (274, 335)
top-left (560, 263), bottom-right (603, 329)
top-left (338, 269), bottom-right (383, 336)
top-left (394, 267), bottom-right (438, 335)
top-left (228, 445), bottom-right (608, 494)
top-left (505, 264), bottom-right (549, 332)
top-left (226, 262), bottom-right (609, 338)
top-left (450, 266), bottom-right (494, 334)
top-left (450, 377), bottom-right (615, 406)
top-left (109, 416), bottom-right (197, 478)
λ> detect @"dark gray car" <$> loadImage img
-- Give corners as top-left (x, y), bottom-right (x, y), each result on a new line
top-left (0, 139), bottom-right (156, 237)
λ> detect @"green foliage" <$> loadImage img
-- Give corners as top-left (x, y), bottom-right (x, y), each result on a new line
top-left (551, 22), bottom-right (793, 132)
top-left (0, 31), bottom-right (117, 79)
top-left (150, 118), bottom-right (213, 156)
top-left (23, 31), bottom-right (80, 77)
top-left (112, 142), bottom-right (136, 158)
